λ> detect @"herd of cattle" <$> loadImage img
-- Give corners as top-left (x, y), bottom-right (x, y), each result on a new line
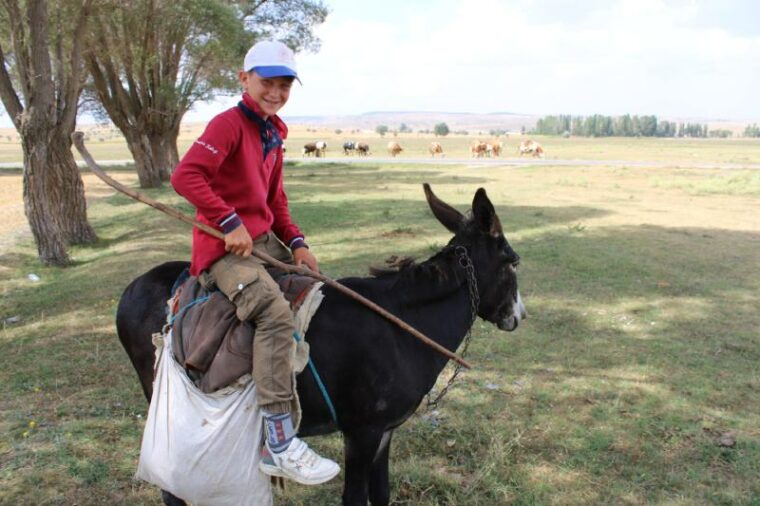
top-left (298, 139), bottom-right (545, 158)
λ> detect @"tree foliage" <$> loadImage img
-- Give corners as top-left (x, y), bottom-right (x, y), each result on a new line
top-left (84, 0), bottom-right (328, 187)
top-left (375, 124), bottom-right (388, 136)
top-left (708, 129), bottom-right (732, 138)
top-left (532, 114), bottom-right (710, 138)
top-left (744, 124), bottom-right (760, 137)
top-left (433, 122), bottom-right (449, 137)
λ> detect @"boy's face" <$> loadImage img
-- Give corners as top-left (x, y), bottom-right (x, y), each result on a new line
top-left (239, 70), bottom-right (294, 118)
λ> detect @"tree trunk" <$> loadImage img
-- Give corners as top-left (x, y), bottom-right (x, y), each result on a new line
top-left (51, 129), bottom-right (97, 245)
top-left (124, 128), bottom-right (163, 188)
top-left (149, 127), bottom-right (179, 182)
top-left (21, 125), bottom-right (96, 266)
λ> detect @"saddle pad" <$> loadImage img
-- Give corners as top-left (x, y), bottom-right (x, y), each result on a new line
top-left (168, 274), bottom-right (323, 394)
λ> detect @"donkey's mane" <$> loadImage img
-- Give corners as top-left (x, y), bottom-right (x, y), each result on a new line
top-left (368, 217), bottom-right (477, 290)
top-left (368, 245), bottom-right (462, 290)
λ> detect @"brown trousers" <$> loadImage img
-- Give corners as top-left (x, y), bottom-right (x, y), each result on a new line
top-left (207, 232), bottom-right (296, 414)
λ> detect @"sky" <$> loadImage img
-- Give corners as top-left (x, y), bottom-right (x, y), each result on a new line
top-left (2, 0), bottom-right (759, 128)
top-left (255, 0), bottom-right (759, 122)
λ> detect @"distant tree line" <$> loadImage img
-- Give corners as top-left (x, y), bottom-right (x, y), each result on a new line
top-left (708, 129), bottom-right (733, 138)
top-left (744, 124), bottom-right (760, 138)
top-left (532, 114), bottom-right (713, 138)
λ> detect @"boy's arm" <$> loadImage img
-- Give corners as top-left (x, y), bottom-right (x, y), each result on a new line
top-left (171, 116), bottom-right (239, 226)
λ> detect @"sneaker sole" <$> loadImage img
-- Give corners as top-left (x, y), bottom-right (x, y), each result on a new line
top-left (259, 462), bottom-right (340, 486)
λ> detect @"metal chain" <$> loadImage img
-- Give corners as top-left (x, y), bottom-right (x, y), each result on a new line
top-left (426, 246), bottom-right (480, 409)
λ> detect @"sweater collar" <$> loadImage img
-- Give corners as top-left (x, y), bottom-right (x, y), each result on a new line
top-left (241, 92), bottom-right (288, 140)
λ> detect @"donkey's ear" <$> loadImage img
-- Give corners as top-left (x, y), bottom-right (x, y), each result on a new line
top-left (423, 183), bottom-right (463, 233)
top-left (472, 188), bottom-right (503, 236)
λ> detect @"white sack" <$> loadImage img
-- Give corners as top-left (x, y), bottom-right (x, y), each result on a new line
top-left (136, 331), bottom-right (272, 506)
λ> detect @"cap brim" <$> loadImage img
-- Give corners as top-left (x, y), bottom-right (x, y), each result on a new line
top-left (251, 66), bottom-right (301, 83)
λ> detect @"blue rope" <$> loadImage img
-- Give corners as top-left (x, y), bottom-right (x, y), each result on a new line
top-left (169, 296), bottom-right (210, 325)
top-left (293, 331), bottom-right (338, 425)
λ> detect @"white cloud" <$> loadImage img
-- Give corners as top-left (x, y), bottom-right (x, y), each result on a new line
top-left (3, 0), bottom-right (758, 128)
top-left (283, 0), bottom-right (760, 119)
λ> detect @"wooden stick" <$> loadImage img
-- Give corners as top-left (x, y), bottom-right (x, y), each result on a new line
top-left (72, 132), bottom-right (471, 369)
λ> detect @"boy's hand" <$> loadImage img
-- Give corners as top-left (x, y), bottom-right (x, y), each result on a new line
top-left (224, 225), bottom-right (253, 257)
top-left (293, 247), bottom-right (319, 273)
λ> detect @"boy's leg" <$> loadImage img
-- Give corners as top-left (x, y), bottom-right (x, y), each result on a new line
top-left (208, 239), bottom-right (339, 485)
top-left (209, 251), bottom-right (294, 412)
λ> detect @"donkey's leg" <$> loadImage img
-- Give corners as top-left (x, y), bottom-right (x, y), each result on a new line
top-left (161, 490), bottom-right (186, 506)
top-left (343, 428), bottom-right (385, 506)
top-left (368, 430), bottom-right (393, 506)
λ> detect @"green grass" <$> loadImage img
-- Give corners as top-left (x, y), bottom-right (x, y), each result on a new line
top-left (1, 159), bottom-right (759, 505)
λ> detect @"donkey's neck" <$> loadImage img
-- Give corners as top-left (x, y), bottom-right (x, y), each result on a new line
top-left (395, 252), bottom-right (474, 362)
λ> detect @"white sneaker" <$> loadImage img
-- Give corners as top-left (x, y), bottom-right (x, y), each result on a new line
top-left (259, 437), bottom-right (340, 485)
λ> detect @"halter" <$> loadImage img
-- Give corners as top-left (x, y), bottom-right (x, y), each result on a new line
top-left (426, 245), bottom-right (480, 408)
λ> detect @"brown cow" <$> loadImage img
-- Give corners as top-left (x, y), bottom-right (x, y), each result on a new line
top-left (428, 142), bottom-right (443, 157)
top-left (518, 139), bottom-right (545, 158)
top-left (356, 142), bottom-right (370, 156)
top-left (387, 141), bottom-right (403, 157)
top-left (487, 141), bottom-right (502, 157)
top-left (302, 142), bottom-right (318, 157)
top-left (470, 140), bottom-right (487, 158)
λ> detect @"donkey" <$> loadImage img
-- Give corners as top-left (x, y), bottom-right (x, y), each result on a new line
top-left (116, 184), bottom-right (526, 505)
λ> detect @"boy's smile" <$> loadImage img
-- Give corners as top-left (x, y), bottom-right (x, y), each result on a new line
top-left (239, 71), bottom-right (294, 119)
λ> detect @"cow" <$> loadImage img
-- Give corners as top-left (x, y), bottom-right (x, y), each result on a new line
top-left (387, 141), bottom-right (403, 157)
top-left (302, 142), bottom-right (318, 157)
top-left (486, 141), bottom-right (502, 157)
top-left (428, 142), bottom-right (444, 157)
top-left (316, 141), bottom-right (328, 157)
top-left (356, 142), bottom-right (370, 156)
top-left (343, 141), bottom-right (356, 155)
top-left (518, 139), bottom-right (544, 158)
top-left (470, 141), bottom-right (487, 158)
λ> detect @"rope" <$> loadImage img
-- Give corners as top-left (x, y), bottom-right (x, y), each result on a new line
top-left (168, 296), bottom-right (210, 326)
top-left (293, 332), bottom-right (338, 425)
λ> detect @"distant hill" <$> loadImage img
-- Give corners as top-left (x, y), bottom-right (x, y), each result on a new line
top-left (281, 111), bottom-right (539, 133)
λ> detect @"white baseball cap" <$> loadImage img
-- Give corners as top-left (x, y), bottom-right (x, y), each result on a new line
top-left (243, 40), bottom-right (300, 83)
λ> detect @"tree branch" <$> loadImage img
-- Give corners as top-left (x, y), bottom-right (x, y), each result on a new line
top-left (0, 43), bottom-right (24, 129)
top-left (54, 9), bottom-right (65, 123)
top-left (61, 0), bottom-right (93, 132)
top-left (27, 0), bottom-right (54, 118)
top-left (4, 0), bottom-right (33, 102)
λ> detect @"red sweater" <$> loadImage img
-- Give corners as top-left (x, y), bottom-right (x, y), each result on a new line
top-left (171, 93), bottom-right (303, 275)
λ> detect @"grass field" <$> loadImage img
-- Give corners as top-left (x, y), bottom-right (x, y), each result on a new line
top-left (1, 137), bottom-right (760, 504)
top-left (3, 125), bottom-right (760, 165)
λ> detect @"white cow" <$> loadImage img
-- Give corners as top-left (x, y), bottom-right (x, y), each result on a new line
top-left (518, 139), bottom-right (544, 158)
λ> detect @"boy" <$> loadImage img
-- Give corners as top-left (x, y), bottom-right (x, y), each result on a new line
top-left (171, 40), bottom-right (339, 486)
